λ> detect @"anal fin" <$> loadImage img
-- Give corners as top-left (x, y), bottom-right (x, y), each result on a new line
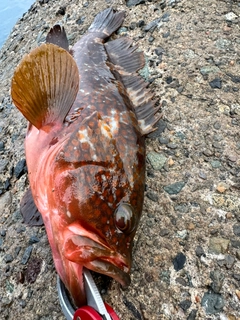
top-left (105, 38), bottom-right (161, 135)
top-left (20, 188), bottom-right (44, 226)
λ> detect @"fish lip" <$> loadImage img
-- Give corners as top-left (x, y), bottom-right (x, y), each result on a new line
top-left (64, 226), bottom-right (131, 287)
top-left (85, 257), bottom-right (131, 288)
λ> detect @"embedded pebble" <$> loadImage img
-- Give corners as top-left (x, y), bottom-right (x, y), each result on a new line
top-left (210, 270), bottom-right (224, 293)
top-left (233, 225), bottom-right (240, 237)
top-left (164, 181), bottom-right (186, 194)
top-left (147, 152), bottom-right (167, 170)
top-left (225, 12), bottom-right (238, 21)
top-left (21, 246), bottom-right (33, 265)
top-left (14, 159), bottom-right (27, 179)
top-left (173, 252), bottom-right (186, 271)
top-left (200, 66), bottom-right (220, 75)
top-left (179, 299), bottom-right (191, 311)
top-left (209, 78), bottom-right (222, 89)
top-left (201, 292), bottom-right (225, 314)
top-left (209, 237), bottom-right (230, 254)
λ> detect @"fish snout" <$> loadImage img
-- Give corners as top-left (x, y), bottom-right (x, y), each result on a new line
top-left (63, 231), bottom-right (131, 288)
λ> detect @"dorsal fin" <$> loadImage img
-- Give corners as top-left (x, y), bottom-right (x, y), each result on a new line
top-left (11, 43), bottom-right (79, 129)
top-left (46, 25), bottom-right (69, 52)
top-left (105, 38), bottom-right (161, 135)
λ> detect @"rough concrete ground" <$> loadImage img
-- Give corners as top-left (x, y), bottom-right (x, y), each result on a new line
top-left (0, 0), bottom-right (240, 319)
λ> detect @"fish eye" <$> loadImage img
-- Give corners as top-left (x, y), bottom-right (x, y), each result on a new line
top-left (114, 204), bottom-right (135, 234)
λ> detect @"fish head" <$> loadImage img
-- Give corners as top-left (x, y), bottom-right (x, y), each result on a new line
top-left (47, 113), bottom-right (145, 305)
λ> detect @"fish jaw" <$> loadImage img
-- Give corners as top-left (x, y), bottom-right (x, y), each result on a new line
top-left (62, 222), bottom-right (131, 289)
top-left (60, 260), bottom-right (86, 307)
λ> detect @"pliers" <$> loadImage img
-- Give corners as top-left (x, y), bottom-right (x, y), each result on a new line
top-left (57, 268), bottom-right (120, 320)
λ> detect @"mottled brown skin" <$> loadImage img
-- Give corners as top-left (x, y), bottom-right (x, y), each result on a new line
top-left (24, 34), bottom-right (145, 307)
top-left (11, 9), bottom-right (153, 308)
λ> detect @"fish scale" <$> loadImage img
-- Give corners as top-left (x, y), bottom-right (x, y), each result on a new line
top-left (11, 7), bottom-right (160, 307)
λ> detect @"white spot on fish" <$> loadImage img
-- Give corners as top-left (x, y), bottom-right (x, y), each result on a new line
top-left (78, 129), bottom-right (96, 151)
top-left (100, 123), bottom-right (111, 138)
top-left (66, 210), bottom-right (71, 218)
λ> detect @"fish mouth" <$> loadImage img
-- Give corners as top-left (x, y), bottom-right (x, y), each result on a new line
top-left (63, 227), bottom-right (131, 288)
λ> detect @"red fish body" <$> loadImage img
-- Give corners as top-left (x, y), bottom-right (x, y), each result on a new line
top-left (11, 8), bottom-right (160, 306)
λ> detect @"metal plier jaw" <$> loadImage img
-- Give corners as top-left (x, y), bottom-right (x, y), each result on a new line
top-left (57, 268), bottom-right (120, 320)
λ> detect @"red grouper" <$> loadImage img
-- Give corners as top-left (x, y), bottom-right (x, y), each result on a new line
top-left (11, 8), bottom-right (161, 307)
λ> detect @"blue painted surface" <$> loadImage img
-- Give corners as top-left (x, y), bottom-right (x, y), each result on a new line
top-left (0, 0), bottom-right (34, 48)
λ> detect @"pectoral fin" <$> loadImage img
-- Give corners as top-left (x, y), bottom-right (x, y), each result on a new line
top-left (11, 43), bottom-right (79, 129)
top-left (20, 188), bottom-right (43, 226)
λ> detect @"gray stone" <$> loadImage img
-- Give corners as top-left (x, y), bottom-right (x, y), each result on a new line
top-left (14, 159), bottom-right (27, 179)
top-left (199, 171), bottom-right (207, 179)
top-left (224, 254), bottom-right (235, 269)
top-left (174, 203), bottom-right (189, 213)
top-left (0, 158), bottom-right (8, 172)
top-left (12, 210), bottom-right (22, 222)
top-left (159, 137), bottom-right (169, 144)
top-left (211, 160), bottom-right (221, 168)
top-left (147, 152), bottom-right (167, 170)
top-left (160, 228), bottom-right (170, 237)
top-left (0, 141), bottom-right (4, 151)
top-left (21, 246), bottom-right (33, 265)
top-left (167, 142), bottom-right (178, 149)
top-left (117, 27), bottom-right (128, 35)
top-left (164, 181), bottom-right (186, 194)
top-left (28, 236), bottom-right (40, 245)
top-left (0, 191), bottom-right (12, 212)
top-left (231, 239), bottom-right (240, 248)
top-left (209, 78), bottom-right (222, 89)
top-left (195, 245), bottom-right (205, 257)
top-left (200, 66), bottom-right (220, 75)
top-left (126, 0), bottom-right (145, 7)
top-left (148, 119), bottom-right (167, 139)
top-left (161, 12), bottom-right (170, 22)
top-left (210, 270), bottom-right (224, 293)
top-left (146, 191), bottom-right (159, 202)
top-left (213, 122), bottom-right (221, 130)
top-left (177, 230), bottom-right (188, 240)
top-left (179, 299), bottom-right (191, 311)
top-left (203, 149), bottom-right (213, 157)
top-left (225, 12), bottom-right (238, 21)
top-left (201, 292), bottom-right (224, 314)
top-left (175, 277), bottom-right (187, 286)
top-left (233, 224), bottom-right (240, 236)
top-left (173, 252), bottom-right (186, 271)
top-left (187, 309), bottom-right (197, 320)
top-left (143, 18), bottom-right (161, 32)
top-left (209, 237), bottom-right (229, 254)
top-left (215, 38), bottom-right (232, 50)
top-left (4, 254), bottom-right (14, 263)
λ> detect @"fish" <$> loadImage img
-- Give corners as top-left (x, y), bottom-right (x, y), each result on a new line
top-left (11, 8), bottom-right (161, 307)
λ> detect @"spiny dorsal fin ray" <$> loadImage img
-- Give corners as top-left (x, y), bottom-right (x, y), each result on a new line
top-left (46, 25), bottom-right (69, 52)
top-left (11, 43), bottom-right (79, 129)
top-left (88, 8), bottom-right (125, 37)
top-left (105, 38), bottom-right (145, 73)
top-left (105, 38), bottom-right (161, 135)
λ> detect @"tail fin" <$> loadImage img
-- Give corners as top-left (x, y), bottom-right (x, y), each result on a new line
top-left (88, 8), bottom-right (125, 38)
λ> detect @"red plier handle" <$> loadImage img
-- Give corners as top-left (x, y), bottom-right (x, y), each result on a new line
top-left (73, 303), bottom-right (120, 320)
top-left (57, 269), bottom-right (121, 320)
